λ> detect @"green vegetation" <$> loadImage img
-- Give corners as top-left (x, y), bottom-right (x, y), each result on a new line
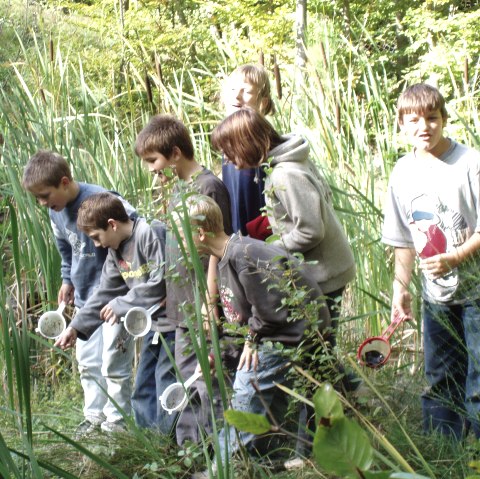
top-left (1, 0), bottom-right (480, 477)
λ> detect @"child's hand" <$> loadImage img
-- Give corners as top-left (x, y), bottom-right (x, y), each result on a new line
top-left (100, 305), bottom-right (119, 325)
top-left (58, 284), bottom-right (74, 305)
top-left (238, 342), bottom-right (259, 372)
top-left (392, 285), bottom-right (413, 322)
top-left (54, 326), bottom-right (77, 350)
top-left (419, 252), bottom-right (457, 280)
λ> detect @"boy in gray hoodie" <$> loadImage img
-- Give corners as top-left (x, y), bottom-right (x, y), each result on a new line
top-left (55, 192), bottom-right (176, 432)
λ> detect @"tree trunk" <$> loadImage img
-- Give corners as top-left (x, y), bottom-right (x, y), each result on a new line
top-left (295, 0), bottom-right (307, 68)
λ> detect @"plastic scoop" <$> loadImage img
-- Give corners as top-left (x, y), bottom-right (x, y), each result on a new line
top-left (121, 304), bottom-right (160, 338)
top-left (36, 302), bottom-right (66, 339)
top-left (357, 311), bottom-right (405, 368)
top-left (159, 369), bottom-right (202, 415)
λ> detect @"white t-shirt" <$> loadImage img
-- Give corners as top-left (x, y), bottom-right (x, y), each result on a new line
top-left (382, 139), bottom-right (480, 304)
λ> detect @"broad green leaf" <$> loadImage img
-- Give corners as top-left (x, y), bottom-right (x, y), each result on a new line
top-left (313, 416), bottom-right (373, 477)
top-left (224, 410), bottom-right (271, 435)
top-left (313, 382), bottom-right (344, 425)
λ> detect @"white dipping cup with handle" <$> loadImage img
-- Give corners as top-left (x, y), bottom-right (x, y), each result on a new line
top-left (159, 369), bottom-right (202, 415)
top-left (36, 302), bottom-right (67, 339)
top-left (121, 303), bottom-right (160, 338)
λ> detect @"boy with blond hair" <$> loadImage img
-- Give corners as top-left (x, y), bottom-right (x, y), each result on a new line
top-left (23, 151), bottom-right (136, 436)
top-left (135, 114), bottom-right (232, 445)
top-left (382, 83), bottom-right (480, 439)
top-left (55, 192), bottom-right (176, 432)
top-left (181, 194), bottom-right (330, 474)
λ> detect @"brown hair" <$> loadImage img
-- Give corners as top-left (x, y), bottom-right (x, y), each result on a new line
top-left (134, 114), bottom-right (194, 159)
top-left (211, 108), bottom-right (283, 169)
top-left (222, 64), bottom-right (275, 115)
top-left (22, 150), bottom-right (72, 190)
top-left (77, 192), bottom-right (129, 232)
top-left (397, 83), bottom-right (448, 124)
top-left (185, 195), bottom-right (224, 234)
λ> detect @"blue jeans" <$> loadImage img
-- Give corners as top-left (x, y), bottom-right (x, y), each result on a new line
top-left (132, 330), bottom-right (177, 433)
top-left (218, 345), bottom-right (291, 464)
top-left (422, 299), bottom-right (480, 439)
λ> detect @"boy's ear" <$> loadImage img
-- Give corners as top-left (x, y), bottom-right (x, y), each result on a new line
top-left (198, 227), bottom-right (207, 242)
top-left (171, 146), bottom-right (182, 162)
top-left (107, 218), bottom-right (117, 230)
top-left (59, 176), bottom-right (71, 187)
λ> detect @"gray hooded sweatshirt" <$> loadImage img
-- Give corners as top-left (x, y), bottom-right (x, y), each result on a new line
top-left (265, 134), bottom-right (356, 294)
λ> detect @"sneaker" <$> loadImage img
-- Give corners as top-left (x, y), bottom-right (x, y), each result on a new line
top-left (283, 457), bottom-right (306, 470)
top-left (74, 419), bottom-right (100, 439)
top-left (191, 463), bottom-right (216, 479)
top-left (100, 419), bottom-right (127, 434)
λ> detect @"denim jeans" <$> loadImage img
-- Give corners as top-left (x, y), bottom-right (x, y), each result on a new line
top-left (422, 298), bottom-right (480, 439)
top-left (132, 330), bottom-right (177, 433)
top-left (217, 345), bottom-right (291, 465)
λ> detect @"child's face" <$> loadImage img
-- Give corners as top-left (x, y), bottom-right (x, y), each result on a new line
top-left (223, 74), bottom-right (262, 116)
top-left (141, 152), bottom-right (172, 184)
top-left (400, 108), bottom-right (447, 156)
top-left (28, 181), bottom-right (70, 212)
top-left (85, 225), bottom-right (119, 249)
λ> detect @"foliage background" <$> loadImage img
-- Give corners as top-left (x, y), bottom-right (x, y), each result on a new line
top-left (0, 0), bottom-right (480, 477)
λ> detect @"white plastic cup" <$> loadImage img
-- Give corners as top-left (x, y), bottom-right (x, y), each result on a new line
top-left (36, 302), bottom-right (67, 339)
top-left (159, 369), bottom-right (202, 415)
top-left (121, 304), bottom-right (160, 338)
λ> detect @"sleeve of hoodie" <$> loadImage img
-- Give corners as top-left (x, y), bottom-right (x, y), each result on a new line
top-left (51, 219), bottom-right (73, 285)
top-left (237, 264), bottom-right (290, 337)
top-left (270, 165), bottom-right (328, 253)
top-left (69, 252), bottom-right (129, 340)
top-left (107, 223), bottom-right (166, 318)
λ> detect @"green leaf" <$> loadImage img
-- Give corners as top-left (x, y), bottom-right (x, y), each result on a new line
top-left (313, 417), bottom-right (373, 477)
top-left (224, 410), bottom-right (271, 435)
top-left (390, 474), bottom-right (432, 479)
top-left (362, 472), bottom-right (392, 479)
top-left (313, 382), bottom-right (344, 425)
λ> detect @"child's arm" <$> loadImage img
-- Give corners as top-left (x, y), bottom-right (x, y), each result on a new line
top-left (54, 326), bottom-right (77, 350)
top-left (419, 232), bottom-right (480, 279)
top-left (392, 247), bottom-right (416, 321)
top-left (202, 255), bottom-right (220, 331)
top-left (51, 222), bottom-right (75, 305)
top-left (269, 168), bottom-right (327, 253)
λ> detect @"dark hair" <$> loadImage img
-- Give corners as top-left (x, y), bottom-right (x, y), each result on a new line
top-left (134, 114), bottom-right (194, 160)
top-left (397, 83), bottom-right (448, 123)
top-left (77, 192), bottom-right (129, 232)
top-left (22, 150), bottom-right (72, 190)
top-left (211, 108), bottom-right (283, 169)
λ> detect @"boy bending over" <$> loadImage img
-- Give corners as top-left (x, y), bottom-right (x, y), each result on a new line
top-left (55, 192), bottom-right (176, 432)
top-left (182, 195), bottom-right (330, 474)
top-left (23, 151), bottom-right (136, 436)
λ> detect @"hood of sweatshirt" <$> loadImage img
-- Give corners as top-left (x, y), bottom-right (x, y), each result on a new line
top-left (268, 133), bottom-right (310, 166)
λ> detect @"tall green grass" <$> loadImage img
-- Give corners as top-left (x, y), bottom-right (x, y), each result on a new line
top-left (1, 20), bottom-right (480, 478)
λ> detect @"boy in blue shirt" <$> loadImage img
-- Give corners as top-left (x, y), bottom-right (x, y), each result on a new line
top-left (382, 83), bottom-right (480, 439)
top-left (23, 150), bottom-right (136, 435)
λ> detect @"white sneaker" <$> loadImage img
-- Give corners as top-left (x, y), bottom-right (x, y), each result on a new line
top-left (284, 457), bottom-right (306, 470)
top-left (101, 419), bottom-right (127, 434)
top-left (74, 419), bottom-right (101, 439)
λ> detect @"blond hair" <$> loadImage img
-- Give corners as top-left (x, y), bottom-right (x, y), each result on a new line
top-left (185, 195), bottom-right (224, 234)
top-left (222, 64), bottom-right (275, 115)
